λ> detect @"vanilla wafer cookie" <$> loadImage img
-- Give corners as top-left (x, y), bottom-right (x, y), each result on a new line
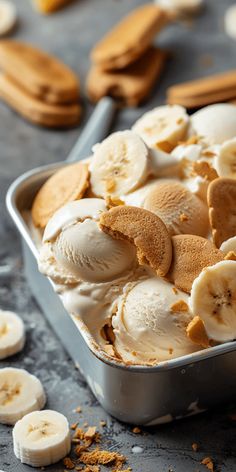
top-left (32, 163), bottom-right (89, 228)
top-left (87, 47), bottom-right (168, 106)
top-left (0, 74), bottom-right (81, 128)
top-left (91, 4), bottom-right (170, 71)
top-left (0, 40), bottom-right (79, 104)
top-left (166, 234), bottom-right (224, 293)
top-left (208, 177), bottom-right (236, 248)
top-left (100, 205), bottom-right (172, 276)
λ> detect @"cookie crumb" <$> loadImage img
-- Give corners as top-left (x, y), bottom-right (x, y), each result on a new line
top-left (201, 457), bottom-right (214, 471)
top-left (192, 442), bottom-right (199, 452)
top-left (179, 213), bottom-right (188, 222)
top-left (193, 161), bottom-right (218, 181)
top-left (63, 457), bottom-right (75, 469)
top-left (106, 196), bottom-right (124, 208)
top-left (132, 426), bottom-right (141, 434)
top-left (71, 422), bottom-right (78, 430)
top-left (187, 316), bottom-right (210, 348)
top-left (79, 449), bottom-right (126, 467)
top-left (76, 406), bottom-right (82, 413)
top-left (172, 287), bottom-right (179, 295)
top-left (106, 179), bottom-right (116, 193)
top-left (85, 426), bottom-right (97, 440)
top-left (170, 300), bottom-right (189, 313)
top-left (224, 251), bottom-right (236, 261)
top-left (100, 421), bottom-right (106, 427)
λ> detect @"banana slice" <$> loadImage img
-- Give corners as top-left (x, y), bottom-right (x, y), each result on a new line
top-left (220, 236), bottom-right (236, 254)
top-left (13, 409), bottom-right (71, 467)
top-left (0, 1), bottom-right (17, 36)
top-left (214, 138), bottom-right (236, 179)
top-left (0, 310), bottom-right (25, 359)
top-left (225, 5), bottom-right (236, 41)
top-left (89, 130), bottom-right (151, 198)
top-left (0, 368), bottom-right (46, 425)
top-left (190, 260), bottom-right (236, 342)
top-left (132, 105), bottom-right (189, 151)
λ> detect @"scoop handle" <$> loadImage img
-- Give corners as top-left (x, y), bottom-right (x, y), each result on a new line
top-left (66, 97), bottom-right (116, 163)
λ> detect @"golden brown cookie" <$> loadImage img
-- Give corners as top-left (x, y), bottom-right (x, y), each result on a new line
top-left (0, 74), bottom-right (81, 128)
top-left (32, 163), bottom-right (89, 228)
top-left (208, 177), bottom-right (236, 248)
top-left (192, 161), bottom-right (218, 182)
top-left (91, 4), bottom-right (170, 71)
top-left (166, 234), bottom-right (224, 293)
top-left (186, 316), bottom-right (210, 348)
top-left (144, 181), bottom-right (209, 237)
top-left (167, 70), bottom-right (236, 108)
top-left (100, 205), bottom-right (172, 276)
top-left (33, 0), bottom-right (73, 13)
top-left (87, 47), bottom-right (168, 107)
top-left (0, 41), bottom-right (79, 104)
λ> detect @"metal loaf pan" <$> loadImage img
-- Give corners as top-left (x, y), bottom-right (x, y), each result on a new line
top-left (6, 162), bottom-right (236, 426)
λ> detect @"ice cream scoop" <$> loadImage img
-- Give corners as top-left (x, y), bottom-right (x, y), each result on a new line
top-left (39, 198), bottom-right (136, 284)
top-left (144, 181), bottom-right (209, 237)
top-left (112, 277), bottom-right (198, 364)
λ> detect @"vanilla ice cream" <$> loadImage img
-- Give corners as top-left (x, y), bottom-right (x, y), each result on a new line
top-left (112, 277), bottom-right (198, 364)
top-left (39, 198), bottom-right (137, 284)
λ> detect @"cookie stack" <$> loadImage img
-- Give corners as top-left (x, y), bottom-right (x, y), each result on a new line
top-left (86, 4), bottom-right (172, 107)
top-left (0, 40), bottom-right (81, 127)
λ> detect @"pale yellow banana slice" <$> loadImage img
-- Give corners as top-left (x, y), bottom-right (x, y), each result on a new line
top-left (214, 137), bottom-right (236, 178)
top-left (0, 0), bottom-right (16, 36)
top-left (225, 5), bottom-right (236, 41)
top-left (0, 310), bottom-right (25, 359)
top-left (0, 368), bottom-right (46, 425)
top-left (89, 130), bottom-right (150, 198)
top-left (132, 105), bottom-right (189, 151)
top-left (190, 260), bottom-right (236, 342)
top-left (13, 410), bottom-right (71, 467)
top-left (191, 104), bottom-right (236, 145)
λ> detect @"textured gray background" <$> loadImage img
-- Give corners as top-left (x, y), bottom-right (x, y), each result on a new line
top-left (1, 0), bottom-right (236, 471)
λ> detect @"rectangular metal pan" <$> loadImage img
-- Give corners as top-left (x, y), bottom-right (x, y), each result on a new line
top-left (6, 109), bottom-right (236, 426)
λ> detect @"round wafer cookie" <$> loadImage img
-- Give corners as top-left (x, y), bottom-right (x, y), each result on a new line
top-left (32, 163), bottom-right (89, 228)
top-left (99, 205), bottom-right (172, 276)
top-left (166, 234), bottom-right (224, 293)
top-left (144, 181), bottom-right (209, 237)
top-left (208, 177), bottom-right (236, 248)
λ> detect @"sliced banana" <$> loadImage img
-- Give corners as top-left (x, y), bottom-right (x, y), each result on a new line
top-left (132, 105), bottom-right (189, 151)
top-left (214, 137), bottom-right (236, 178)
top-left (0, 368), bottom-right (46, 425)
top-left (0, 310), bottom-right (25, 359)
top-left (13, 409), bottom-right (71, 467)
top-left (0, 0), bottom-right (17, 36)
top-left (225, 5), bottom-right (236, 41)
top-left (220, 236), bottom-right (236, 254)
top-left (89, 130), bottom-right (151, 198)
top-left (190, 260), bottom-right (236, 342)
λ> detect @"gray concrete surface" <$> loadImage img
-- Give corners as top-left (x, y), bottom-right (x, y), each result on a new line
top-left (1, 0), bottom-right (236, 470)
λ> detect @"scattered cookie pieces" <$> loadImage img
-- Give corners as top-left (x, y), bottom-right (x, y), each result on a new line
top-left (208, 177), bottom-right (236, 247)
top-left (170, 299), bottom-right (189, 312)
top-left (191, 442), bottom-right (199, 452)
top-left (100, 205), bottom-right (172, 277)
top-left (201, 457), bottom-right (214, 471)
top-left (166, 234), bottom-right (224, 293)
top-left (32, 163), bottom-right (89, 228)
top-left (193, 161), bottom-right (218, 182)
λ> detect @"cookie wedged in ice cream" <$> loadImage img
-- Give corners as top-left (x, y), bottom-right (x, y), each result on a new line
top-left (34, 102), bottom-right (236, 365)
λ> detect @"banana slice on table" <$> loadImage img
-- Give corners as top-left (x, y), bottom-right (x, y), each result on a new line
top-left (220, 236), bottom-right (236, 254)
top-left (13, 410), bottom-right (71, 467)
top-left (89, 130), bottom-right (151, 198)
top-left (225, 5), bottom-right (236, 41)
top-left (190, 260), bottom-right (236, 342)
top-left (0, 368), bottom-right (46, 425)
top-left (156, 0), bottom-right (204, 15)
top-left (214, 138), bottom-right (236, 178)
top-left (132, 105), bottom-right (189, 151)
top-left (0, 1), bottom-right (17, 36)
top-left (0, 310), bottom-right (25, 359)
